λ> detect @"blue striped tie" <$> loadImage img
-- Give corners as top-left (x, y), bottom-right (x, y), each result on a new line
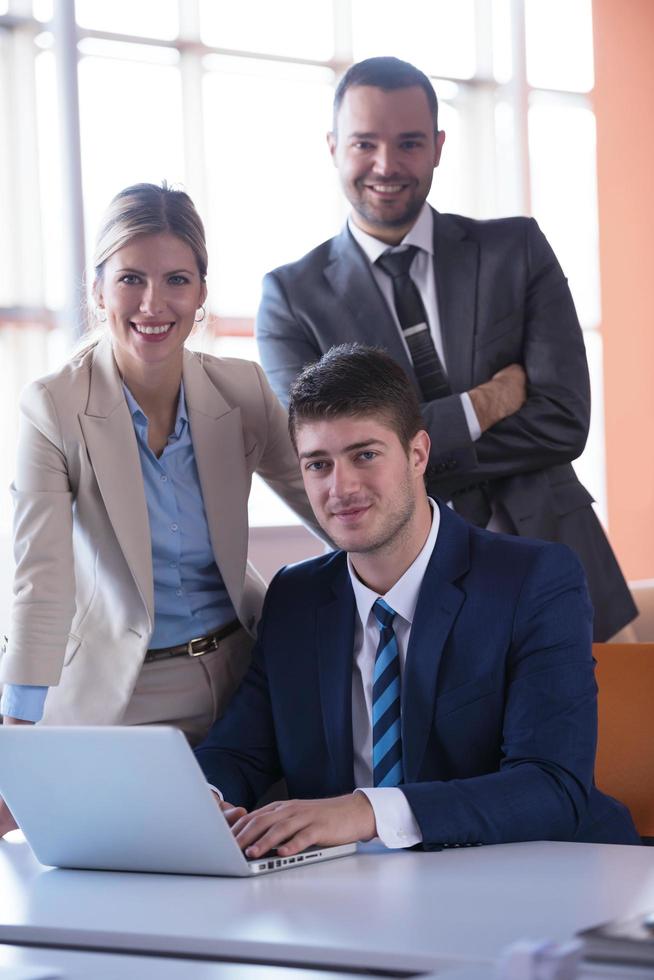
top-left (372, 598), bottom-right (404, 787)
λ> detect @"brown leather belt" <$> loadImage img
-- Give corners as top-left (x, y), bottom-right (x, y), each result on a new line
top-left (144, 620), bottom-right (242, 663)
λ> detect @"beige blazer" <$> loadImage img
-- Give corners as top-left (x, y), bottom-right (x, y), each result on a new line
top-left (0, 338), bottom-right (317, 724)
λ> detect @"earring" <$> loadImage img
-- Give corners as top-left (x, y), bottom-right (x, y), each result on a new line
top-left (95, 306), bottom-right (107, 323)
top-left (194, 306), bottom-right (206, 323)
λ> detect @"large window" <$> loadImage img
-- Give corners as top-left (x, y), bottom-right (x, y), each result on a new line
top-left (0, 0), bottom-right (602, 529)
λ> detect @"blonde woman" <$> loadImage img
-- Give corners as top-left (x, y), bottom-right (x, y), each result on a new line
top-left (0, 182), bottom-right (318, 834)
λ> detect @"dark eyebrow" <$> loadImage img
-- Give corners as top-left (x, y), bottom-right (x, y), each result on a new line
top-left (115, 267), bottom-right (196, 277)
top-left (348, 131), bottom-right (427, 140)
top-left (298, 439), bottom-right (386, 461)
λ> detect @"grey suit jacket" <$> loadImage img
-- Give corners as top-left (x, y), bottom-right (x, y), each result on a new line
top-left (256, 208), bottom-right (636, 640)
top-left (0, 339), bottom-right (318, 723)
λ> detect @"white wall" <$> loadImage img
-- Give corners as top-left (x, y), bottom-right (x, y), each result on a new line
top-left (247, 525), bottom-right (325, 584)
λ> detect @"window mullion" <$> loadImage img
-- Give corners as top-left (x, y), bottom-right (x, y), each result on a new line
top-left (508, 0), bottom-right (531, 215)
top-left (52, 0), bottom-right (86, 338)
top-left (178, 0), bottom-right (208, 243)
top-left (332, 0), bottom-right (352, 73)
top-left (10, 21), bottom-right (44, 306)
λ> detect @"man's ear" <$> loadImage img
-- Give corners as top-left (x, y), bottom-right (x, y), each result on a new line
top-left (434, 130), bottom-right (446, 168)
top-left (327, 130), bottom-right (337, 164)
top-left (411, 430), bottom-right (431, 477)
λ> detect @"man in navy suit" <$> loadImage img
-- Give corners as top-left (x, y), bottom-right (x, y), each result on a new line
top-left (195, 346), bottom-right (638, 856)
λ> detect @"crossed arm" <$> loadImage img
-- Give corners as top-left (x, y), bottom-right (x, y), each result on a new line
top-left (257, 267), bottom-right (527, 444)
top-left (257, 219), bottom-right (586, 487)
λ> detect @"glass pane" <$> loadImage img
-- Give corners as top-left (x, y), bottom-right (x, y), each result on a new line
top-left (352, 0), bottom-right (476, 80)
top-left (0, 31), bottom-right (14, 304)
top-left (200, 0), bottom-right (333, 61)
top-left (492, 0), bottom-right (512, 84)
top-left (494, 101), bottom-right (524, 216)
top-left (0, 326), bottom-right (63, 535)
top-left (75, 0), bottom-right (179, 41)
top-left (525, 0), bottom-right (594, 92)
top-left (35, 50), bottom-right (65, 310)
top-left (33, 0), bottom-right (52, 20)
top-left (529, 100), bottom-right (600, 328)
top-left (248, 473), bottom-right (300, 526)
top-left (203, 57), bottom-right (338, 318)
top-left (428, 92), bottom-right (487, 219)
top-left (2, 34), bottom-right (48, 309)
top-left (0, 0), bottom-right (9, 14)
top-left (78, 51), bottom-right (185, 271)
top-left (428, 101), bottom-right (466, 214)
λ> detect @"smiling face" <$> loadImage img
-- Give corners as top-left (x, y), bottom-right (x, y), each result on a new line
top-left (95, 231), bottom-right (207, 376)
top-left (328, 85), bottom-right (445, 245)
top-left (296, 413), bottom-right (431, 562)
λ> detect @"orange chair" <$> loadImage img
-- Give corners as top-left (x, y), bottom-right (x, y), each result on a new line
top-left (593, 642), bottom-right (654, 840)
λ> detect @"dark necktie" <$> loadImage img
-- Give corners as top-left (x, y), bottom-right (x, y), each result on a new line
top-left (372, 598), bottom-right (403, 787)
top-left (377, 246), bottom-right (492, 528)
top-left (376, 246), bottom-right (451, 402)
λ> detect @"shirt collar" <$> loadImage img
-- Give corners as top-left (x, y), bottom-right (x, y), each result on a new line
top-left (347, 497), bottom-right (440, 631)
top-left (123, 381), bottom-right (188, 438)
top-left (347, 202), bottom-right (434, 265)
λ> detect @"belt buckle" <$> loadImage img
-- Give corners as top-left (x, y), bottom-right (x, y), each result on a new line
top-left (187, 635), bottom-right (208, 657)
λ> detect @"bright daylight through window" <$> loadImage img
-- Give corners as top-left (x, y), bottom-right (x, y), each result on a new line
top-left (0, 0), bottom-right (600, 530)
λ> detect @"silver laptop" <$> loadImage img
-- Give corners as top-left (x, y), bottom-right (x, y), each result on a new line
top-left (0, 726), bottom-right (356, 876)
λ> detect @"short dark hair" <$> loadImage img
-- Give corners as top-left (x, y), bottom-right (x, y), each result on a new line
top-left (332, 56), bottom-right (439, 134)
top-left (288, 344), bottom-right (424, 452)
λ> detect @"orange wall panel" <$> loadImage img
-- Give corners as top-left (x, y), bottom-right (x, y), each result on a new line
top-left (593, 0), bottom-right (654, 579)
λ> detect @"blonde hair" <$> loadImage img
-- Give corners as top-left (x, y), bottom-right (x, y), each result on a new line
top-left (94, 181), bottom-right (207, 282)
top-left (75, 182), bottom-right (208, 357)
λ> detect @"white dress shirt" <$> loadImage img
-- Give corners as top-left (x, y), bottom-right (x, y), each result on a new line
top-left (350, 499), bottom-right (441, 849)
top-left (347, 204), bottom-right (481, 441)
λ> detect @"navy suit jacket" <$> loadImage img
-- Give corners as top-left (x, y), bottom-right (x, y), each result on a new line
top-left (196, 503), bottom-right (639, 847)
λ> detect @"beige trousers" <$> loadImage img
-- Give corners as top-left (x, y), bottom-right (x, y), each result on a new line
top-left (121, 626), bottom-right (253, 746)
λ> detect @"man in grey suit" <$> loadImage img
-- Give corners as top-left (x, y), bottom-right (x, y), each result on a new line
top-left (256, 56), bottom-right (636, 641)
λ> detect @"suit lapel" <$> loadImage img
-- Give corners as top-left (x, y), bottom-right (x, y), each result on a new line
top-left (402, 504), bottom-right (470, 782)
top-left (316, 558), bottom-right (356, 792)
top-left (325, 228), bottom-right (415, 376)
top-left (183, 351), bottom-right (249, 616)
top-left (79, 339), bottom-right (154, 623)
top-left (433, 209), bottom-right (479, 392)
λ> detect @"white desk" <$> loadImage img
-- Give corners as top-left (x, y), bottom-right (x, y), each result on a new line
top-left (436, 968), bottom-right (654, 980)
top-left (0, 944), bottom-right (397, 980)
top-left (1, 839), bottom-right (653, 976)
